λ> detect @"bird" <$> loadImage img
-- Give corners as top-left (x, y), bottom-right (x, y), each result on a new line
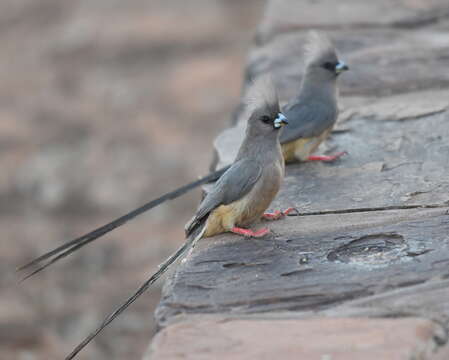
top-left (280, 31), bottom-right (349, 163)
top-left (17, 31), bottom-right (346, 277)
top-left (185, 77), bottom-right (291, 240)
top-left (23, 77), bottom-right (289, 360)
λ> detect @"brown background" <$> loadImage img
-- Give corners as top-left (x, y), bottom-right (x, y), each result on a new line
top-left (0, 1), bottom-right (263, 359)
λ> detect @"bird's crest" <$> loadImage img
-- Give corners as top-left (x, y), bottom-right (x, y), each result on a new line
top-left (304, 31), bottom-right (337, 66)
top-left (245, 75), bottom-right (279, 114)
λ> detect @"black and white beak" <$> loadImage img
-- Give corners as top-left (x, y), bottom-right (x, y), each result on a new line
top-left (274, 113), bottom-right (288, 128)
top-left (335, 61), bottom-right (349, 74)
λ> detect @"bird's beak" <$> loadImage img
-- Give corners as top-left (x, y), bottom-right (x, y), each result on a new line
top-left (335, 61), bottom-right (349, 74)
top-left (274, 113), bottom-right (288, 128)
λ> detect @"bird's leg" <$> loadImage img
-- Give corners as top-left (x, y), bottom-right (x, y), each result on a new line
top-left (231, 227), bottom-right (269, 238)
top-left (263, 207), bottom-right (299, 220)
top-left (307, 151), bottom-right (347, 162)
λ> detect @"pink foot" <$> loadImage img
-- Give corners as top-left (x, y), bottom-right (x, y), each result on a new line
top-left (263, 207), bottom-right (299, 220)
top-left (307, 151), bottom-right (347, 162)
top-left (231, 227), bottom-right (270, 238)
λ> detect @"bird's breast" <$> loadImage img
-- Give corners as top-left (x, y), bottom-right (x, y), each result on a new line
top-left (203, 160), bottom-right (283, 238)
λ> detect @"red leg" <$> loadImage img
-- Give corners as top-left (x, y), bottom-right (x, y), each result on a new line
top-left (263, 210), bottom-right (282, 220)
top-left (282, 207), bottom-right (298, 215)
top-left (263, 207), bottom-right (299, 220)
top-left (231, 227), bottom-right (270, 238)
top-left (307, 151), bottom-right (347, 162)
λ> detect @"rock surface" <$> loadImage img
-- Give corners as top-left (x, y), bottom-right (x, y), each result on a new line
top-left (148, 317), bottom-right (448, 360)
top-left (151, 0), bottom-right (449, 359)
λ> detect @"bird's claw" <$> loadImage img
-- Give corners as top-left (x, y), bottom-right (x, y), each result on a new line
top-left (231, 227), bottom-right (270, 238)
top-left (307, 151), bottom-right (347, 162)
top-left (263, 207), bottom-right (299, 220)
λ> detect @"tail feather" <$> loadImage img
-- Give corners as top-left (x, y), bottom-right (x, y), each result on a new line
top-left (184, 211), bottom-right (209, 239)
top-left (64, 229), bottom-right (204, 360)
top-left (17, 166), bottom-right (228, 280)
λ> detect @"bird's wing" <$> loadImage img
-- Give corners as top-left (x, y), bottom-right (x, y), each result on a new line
top-left (185, 159), bottom-right (262, 236)
top-left (280, 101), bottom-right (337, 144)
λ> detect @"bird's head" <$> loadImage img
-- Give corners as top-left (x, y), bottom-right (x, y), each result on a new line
top-left (304, 31), bottom-right (349, 81)
top-left (245, 76), bottom-right (288, 137)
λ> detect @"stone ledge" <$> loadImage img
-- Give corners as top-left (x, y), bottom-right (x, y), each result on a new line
top-left (155, 207), bottom-right (449, 326)
top-left (148, 0), bottom-right (449, 359)
top-left (147, 317), bottom-right (448, 360)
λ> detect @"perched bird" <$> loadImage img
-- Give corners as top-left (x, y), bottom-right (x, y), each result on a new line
top-left (185, 77), bottom-right (290, 240)
top-left (25, 77), bottom-right (289, 360)
top-left (17, 31), bottom-right (346, 276)
top-left (280, 31), bottom-right (348, 163)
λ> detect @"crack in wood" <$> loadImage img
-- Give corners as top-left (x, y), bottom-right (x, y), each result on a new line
top-left (289, 204), bottom-right (448, 217)
top-left (280, 268), bottom-right (314, 277)
top-left (327, 232), bottom-right (406, 264)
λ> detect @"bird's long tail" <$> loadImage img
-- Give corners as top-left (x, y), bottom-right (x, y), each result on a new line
top-left (65, 224), bottom-right (206, 360)
top-left (17, 167), bottom-right (227, 280)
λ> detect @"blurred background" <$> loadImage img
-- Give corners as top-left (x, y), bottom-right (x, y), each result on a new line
top-left (0, 1), bottom-right (263, 359)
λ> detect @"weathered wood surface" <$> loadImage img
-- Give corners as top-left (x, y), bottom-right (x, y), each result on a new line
top-left (150, 0), bottom-right (449, 358)
top-left (148, 318), bottom-right (448, 360)
top-left (156, 207), bottom-right (449, 325)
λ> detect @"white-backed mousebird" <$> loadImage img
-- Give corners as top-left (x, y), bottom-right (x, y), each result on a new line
top-left (18, 31), bottom-right (347, 279)
top-left (26, 77), bottom-right (289, 359)
top-left (281, 31), bottom-right (348, 163)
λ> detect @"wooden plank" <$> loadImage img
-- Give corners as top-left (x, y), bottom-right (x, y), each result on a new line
top-left (156, 207), bottom-right (449, 325)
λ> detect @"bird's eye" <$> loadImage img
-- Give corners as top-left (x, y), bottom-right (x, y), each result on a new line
top-left (260, 115), bottom-right (271, 124)
top-left (322, 62), bottom-right (336, 71)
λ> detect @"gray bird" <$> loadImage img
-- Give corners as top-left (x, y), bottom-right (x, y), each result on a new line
top-left (17, 31), bottom-right (345, 276)
top-left (186, 77), bottom-right (291, 238)
top-left (56, 77), bottom-right (289, 360)
top-left (281, 31), bottom-right (349, 163)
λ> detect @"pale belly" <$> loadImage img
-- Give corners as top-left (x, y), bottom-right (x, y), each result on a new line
top-left (281, 128), bottom-right (331, 163)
